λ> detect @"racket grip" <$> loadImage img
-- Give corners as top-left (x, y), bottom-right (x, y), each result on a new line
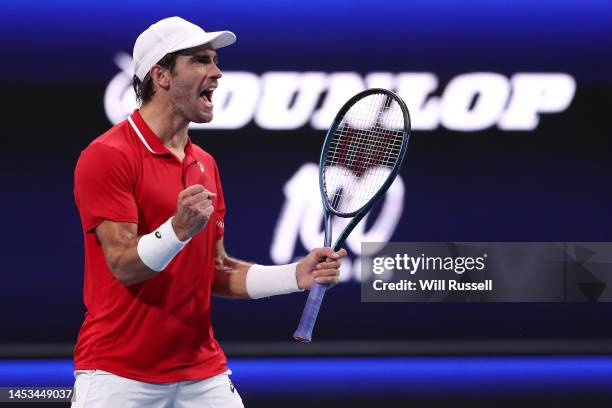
top-left (293, 281), bottom-right (329, 342)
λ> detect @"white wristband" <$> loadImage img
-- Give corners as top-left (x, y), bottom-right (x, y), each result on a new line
top-left (246, 263), bottom-right (303, 299)
top-left (137, 217), bottom-right (190, 272)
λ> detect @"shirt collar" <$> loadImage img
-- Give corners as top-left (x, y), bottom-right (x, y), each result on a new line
top-left (128, 109), bottom-right (193, 157)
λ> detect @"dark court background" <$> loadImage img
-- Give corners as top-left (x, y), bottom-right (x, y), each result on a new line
top-left (1, 0), bottom-right (612, 406)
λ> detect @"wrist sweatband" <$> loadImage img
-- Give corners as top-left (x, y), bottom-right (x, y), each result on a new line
top-left (137, 218), bottom-right (190, 272)
top-left (246, 263), bottom-right (303, 299)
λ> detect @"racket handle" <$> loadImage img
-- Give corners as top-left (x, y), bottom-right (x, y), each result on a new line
top-left (293, 281), bottom-right (328, 342)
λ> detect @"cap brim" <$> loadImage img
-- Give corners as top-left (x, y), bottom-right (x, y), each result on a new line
top-left (169, 30), bottom-right (236, 53)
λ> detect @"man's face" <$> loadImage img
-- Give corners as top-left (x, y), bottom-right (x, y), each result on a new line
top-left (168, 46), bottom-right (222, 124)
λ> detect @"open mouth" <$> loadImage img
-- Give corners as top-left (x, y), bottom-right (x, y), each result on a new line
top-left (200, 89), bottom-right (214, 104)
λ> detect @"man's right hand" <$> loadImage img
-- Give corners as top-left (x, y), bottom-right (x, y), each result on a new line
top-left (172, 184), bottom-right (216, 241)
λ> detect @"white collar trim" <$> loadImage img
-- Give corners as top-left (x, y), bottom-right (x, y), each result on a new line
top-left (128, 115), bottom-right (156, 154)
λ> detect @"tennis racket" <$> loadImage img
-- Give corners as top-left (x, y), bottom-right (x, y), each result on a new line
top-left (293, 88), bottom-right (411, 342)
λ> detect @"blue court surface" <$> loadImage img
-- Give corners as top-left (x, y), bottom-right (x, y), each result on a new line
top-left (2, 356), bottom-right (612, 400)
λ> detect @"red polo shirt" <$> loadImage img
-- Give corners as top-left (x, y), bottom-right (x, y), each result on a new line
top-left (73, 109), bottom-right (227, 383)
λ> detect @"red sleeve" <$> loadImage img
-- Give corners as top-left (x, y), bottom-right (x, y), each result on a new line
top-left (213, 160), bottom-right (226, 240)
top-left (74, 142), bottom-right (139, 233)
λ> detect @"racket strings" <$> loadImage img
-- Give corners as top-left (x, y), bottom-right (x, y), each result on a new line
top-left (323, 92), bottom-right (405, 214)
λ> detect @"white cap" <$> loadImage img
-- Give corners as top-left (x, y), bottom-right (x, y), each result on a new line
top-left (133, 16), bottom-right (236, 81)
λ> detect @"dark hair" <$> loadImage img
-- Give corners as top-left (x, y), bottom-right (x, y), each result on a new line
top-left (133, 52), bottom-right (180, 104)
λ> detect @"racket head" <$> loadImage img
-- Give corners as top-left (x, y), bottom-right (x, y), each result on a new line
top-left (319, 88), bottom-right (411, 218)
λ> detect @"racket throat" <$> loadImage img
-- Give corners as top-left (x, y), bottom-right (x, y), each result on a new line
top-left (323, 211), bottom-right (332, 248)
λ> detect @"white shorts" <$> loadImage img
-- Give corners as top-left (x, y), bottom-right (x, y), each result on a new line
top-left (70, 369), bottom-right (244, 408)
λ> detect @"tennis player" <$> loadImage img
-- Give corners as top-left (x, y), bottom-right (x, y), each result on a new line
top-left (71, 16), bottom-right (346, 407)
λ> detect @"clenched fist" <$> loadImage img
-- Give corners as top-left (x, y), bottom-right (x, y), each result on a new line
top-left (172, 184), bottom-right (216, 241)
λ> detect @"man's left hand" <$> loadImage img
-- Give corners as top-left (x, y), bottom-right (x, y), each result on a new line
top-left (296, 247), bottom-right (348, 290)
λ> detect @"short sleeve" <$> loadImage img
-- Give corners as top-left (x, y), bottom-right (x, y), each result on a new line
top-left (213, 161), bottom-right (226, 240)
top-left (74, 143), bottom-right (139, 233)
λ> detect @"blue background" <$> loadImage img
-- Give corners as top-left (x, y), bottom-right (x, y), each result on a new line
top-left (2, 0), bottom-right (612, 81)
